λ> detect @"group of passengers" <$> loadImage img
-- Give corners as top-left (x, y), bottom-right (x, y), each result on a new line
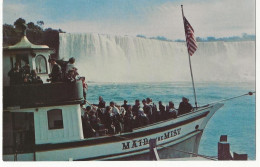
top-left (47, 57), bottom-right (88, 99)
top-left (8, 62), bottom-right (43, 85)
top-left (81, 96), bottom-right (193, 138)
top-left (47, 57), bottom-right (78, 83)
top-left (8, 57), bottom-right (87, 100)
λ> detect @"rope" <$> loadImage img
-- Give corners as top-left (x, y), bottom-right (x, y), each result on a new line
top-left (85, 100), bottom-right (95, 108)
top-left (206, 91), bottom-right (255, 106)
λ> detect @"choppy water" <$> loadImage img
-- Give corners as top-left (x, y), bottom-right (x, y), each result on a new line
top-left (85, 81), bottom-right (255, 159)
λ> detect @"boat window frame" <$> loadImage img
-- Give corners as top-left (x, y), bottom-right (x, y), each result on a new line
top-left (47, 109), bottom-right (64, 130)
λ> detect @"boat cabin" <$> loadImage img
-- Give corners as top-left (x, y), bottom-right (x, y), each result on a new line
top-left (3, 33), bottom-right (85, 160)
top-left (3, 35), bottom-right (53, 86)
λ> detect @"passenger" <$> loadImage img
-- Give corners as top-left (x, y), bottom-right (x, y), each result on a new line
top-left (82, 106), bottom-right (96, 138)
top-left (65, 57), bottom-right (79, 79)
top-left (87, 106), bottom-right (99, 132)
top-left (121, 100), bottom-right (129, 111)
top-left (78, 77), bottom-right (88, 100)
top-left (47, 58), bottom-right (62, 83)
top-left (97, 108), bottom-right (106, 124)
top-left (149, 98), bottom-right (159, 122)
top-left (110, 101), bottom-right (120, 116)
top-left (168, 101), bottom-right (178, 118)
top-left (143, 99), bottom-right (153, 124)
top-left (138, 108), bottom-right (149, 126)
top-left (110, 102), bottom-right (121, 133)
top-left (23, 74), bottom-right (30, 85)
top-left (118, 105), bottom-right (126, 117)
top-left (132, 100), bottom-right (140, 128)
top-left (22, 64), bottom-right (31, 75)
top-left (72, 68), bottom-right (79, 79)
top-left (55, 58), bottom-right (69, 80)
top-left (66, 57), bottom-right (77, 73)
top-left (8, 62), bottom-right (24, 85)
top-left (178, 97), bottom-right (193, 115)
top-left (124, 105), bottom-right (134, 132)
top-left (29, 70), bottom-right (43, 84)
top-left (65, 70), bottom-right (76, 83)
top-left (159, 101), bottom-right (166, 120)
top-left (132, 99), bottom-right (140, 118)
top-left (93, 96), bottom-right (106, 108)
top-left (146, 98), bottom-right (152, 106)
top-left (104, 106), bottom-right (115, 134)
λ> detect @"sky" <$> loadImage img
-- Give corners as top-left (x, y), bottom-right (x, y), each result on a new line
top-left (2, 0), bottom-right (256, 40)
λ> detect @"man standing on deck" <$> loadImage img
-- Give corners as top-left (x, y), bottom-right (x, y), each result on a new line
top-left (110, 101), bottom-right (120, 116)
top-left (93, 96), bottom-right (106, 108)
top-left (132, 99), bottom-right (140, 118)
top-left (147, 98), bottom-right (157, 123)
top-left (66, 57), bottom-right (77, 73)
top-left (142, 99), bottom-right (152, 123)
top-left (110, 101), bottom-right (121, 133)
top-left (121, 100), bottom-right (129, 111)
top-left (47, 58), bottom-right (62, 83)
top-left (178, 97), bottom-right (193, 115)
top-left (65, 57), bottom-right (79, 78)
top-left (159, 101), bottom-right (166, 120)
top-left (8, 62), bottom-right (24, 85)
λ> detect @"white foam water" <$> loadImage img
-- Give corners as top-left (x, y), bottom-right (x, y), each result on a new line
top-left (59, 33), bottom-right (255, 83)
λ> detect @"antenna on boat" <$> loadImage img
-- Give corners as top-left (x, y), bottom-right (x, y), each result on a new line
top-left (181, 5), bottom-right (198, 108)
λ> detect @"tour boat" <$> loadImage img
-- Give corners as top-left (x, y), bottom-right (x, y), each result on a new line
top-left (2, 33), bottom-right (226, 161)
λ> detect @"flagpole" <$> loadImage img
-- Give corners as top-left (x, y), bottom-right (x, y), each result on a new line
top-left (181, 5), bottom-right (198, 108)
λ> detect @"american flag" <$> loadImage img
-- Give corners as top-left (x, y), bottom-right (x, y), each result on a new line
top-left (184, 16), bottom-right (197, 56)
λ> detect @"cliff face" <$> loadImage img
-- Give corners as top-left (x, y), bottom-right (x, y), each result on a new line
top-left (59, 33), bottom-right (255, 83)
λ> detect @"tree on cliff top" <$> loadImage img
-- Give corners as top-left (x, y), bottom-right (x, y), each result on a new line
top-left (3, 18), bottom-right (65, 58)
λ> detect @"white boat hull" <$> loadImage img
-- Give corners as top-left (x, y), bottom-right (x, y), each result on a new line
top-left (3, 103), bottom-right (223, 161)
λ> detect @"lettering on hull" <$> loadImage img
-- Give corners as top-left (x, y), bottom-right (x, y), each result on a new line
top-left (122, 128), bottom-right (181, 150)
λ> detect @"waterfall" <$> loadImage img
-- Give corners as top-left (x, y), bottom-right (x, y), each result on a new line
top-left (59, 33), bottom-right (255, 83)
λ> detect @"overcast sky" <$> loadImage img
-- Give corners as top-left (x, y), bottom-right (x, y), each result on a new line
top-left (3, 0), bottom-right (255, 40)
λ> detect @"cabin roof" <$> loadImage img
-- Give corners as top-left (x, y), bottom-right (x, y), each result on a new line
top-left (4, 36), bottom-right (49, 50)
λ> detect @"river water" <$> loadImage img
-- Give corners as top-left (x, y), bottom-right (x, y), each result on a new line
top-left (85, 81), bottom-right (255, 159)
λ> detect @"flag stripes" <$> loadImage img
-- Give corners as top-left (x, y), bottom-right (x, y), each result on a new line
top-left (184, 16), bottom-right (197, 56)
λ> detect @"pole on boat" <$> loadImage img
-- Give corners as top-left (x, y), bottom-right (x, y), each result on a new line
top-left (181, 5), bottom-right (198, 108)
top-left (149, 139), bottom-right (160, 160)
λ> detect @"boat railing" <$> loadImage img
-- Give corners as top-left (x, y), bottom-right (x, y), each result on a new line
top-left (132, 104), bottom-right (213, 131)
top-left (3, 81), bottom-right (85, 109)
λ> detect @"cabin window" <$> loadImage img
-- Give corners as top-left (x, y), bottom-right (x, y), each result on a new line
top-left (47, 109), bottom-right (64, 130)
top-left (16, 54), bottom-right (29, 67)
top-left (35, 55), bottom-right (47, 74)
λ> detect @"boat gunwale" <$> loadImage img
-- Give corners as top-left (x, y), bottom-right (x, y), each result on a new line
top-left (132, 104), bottom-right (212, 131)
top-left (33, 110), bottom-right (210, 152)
